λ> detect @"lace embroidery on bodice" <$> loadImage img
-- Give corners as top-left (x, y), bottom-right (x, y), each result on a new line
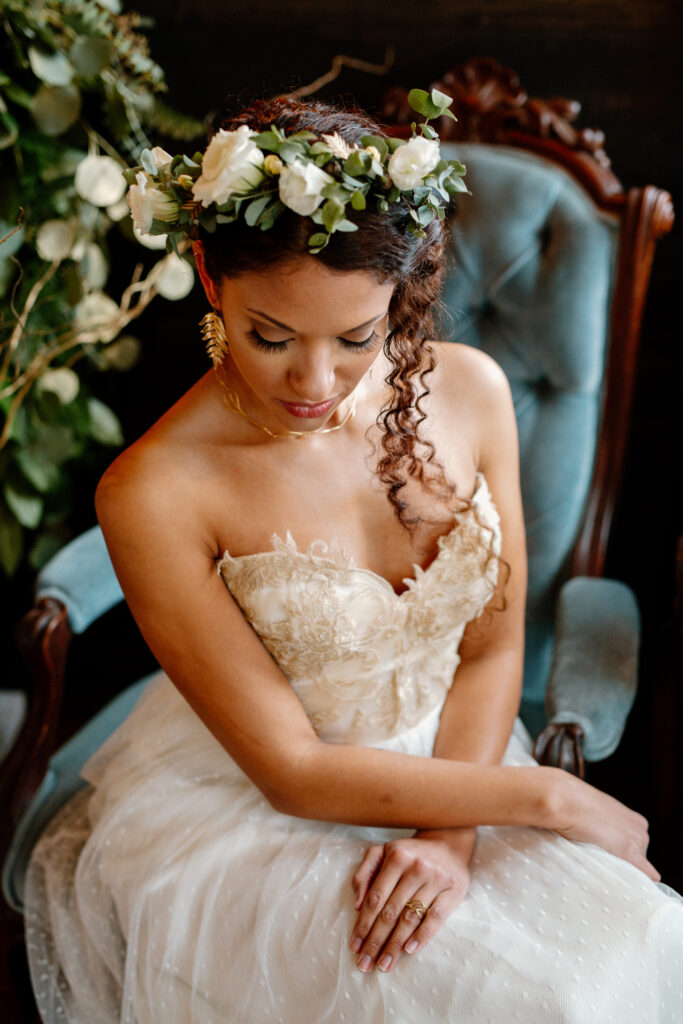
top-left (216, 471), bottom-right (502, 745)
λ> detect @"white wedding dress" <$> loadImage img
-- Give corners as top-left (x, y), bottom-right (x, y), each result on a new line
top-left (24, 471), bottom-right (683, 1023)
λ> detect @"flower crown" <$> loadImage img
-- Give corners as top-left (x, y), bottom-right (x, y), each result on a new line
top-left (124, 89), bottom-right (468, 256)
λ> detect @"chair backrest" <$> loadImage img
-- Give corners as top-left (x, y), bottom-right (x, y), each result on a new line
top-left (440, 141), bottom-right (617, 703)
top-left (380, 58), bottom-right (674, 709)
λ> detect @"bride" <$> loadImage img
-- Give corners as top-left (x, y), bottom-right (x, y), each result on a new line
top-left (24, 91), bottom-right (683, 1023)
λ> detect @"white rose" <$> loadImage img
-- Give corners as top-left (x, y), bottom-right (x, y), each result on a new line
top-left (74, 154), bottom-right (127, 207)
top-left (150, 146), bottom-right (173, 171)
top-left (279, 160), bottom-right (334, 216)
top-left (133, 224), bottom-right (168, 250)
top-left (37, 367), bottom-right (80, 405)
top-left (387, 136), bottom-right (441, 191)
top-left (36, 219), bottom-right (75, 261)
top-left (75, 291), bottom-right (120, 343)
top-left (192, 126), bottom-right (265, 207)
top-left (127, 171), bottom-right (179, 234)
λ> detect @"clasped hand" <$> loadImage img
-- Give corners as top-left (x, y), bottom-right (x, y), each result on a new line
top-left (349, 827), bottom-right (475, 974)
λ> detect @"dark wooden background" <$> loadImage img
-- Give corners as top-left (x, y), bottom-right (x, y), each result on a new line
top-left (3, 0), bottom-right (682, 898)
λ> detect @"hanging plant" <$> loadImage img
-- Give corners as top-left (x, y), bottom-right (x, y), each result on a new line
top-left (0, 0), bottom-right (204, 575)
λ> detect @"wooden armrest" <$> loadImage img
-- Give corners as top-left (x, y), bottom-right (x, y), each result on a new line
top-left (0, 598), bottom-right (72, 858)
top-left (533, 722), bottom-right (586, 778)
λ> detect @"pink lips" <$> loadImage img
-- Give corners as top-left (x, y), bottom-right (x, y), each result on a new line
top-left (278, 397), bottom-right (338, 419)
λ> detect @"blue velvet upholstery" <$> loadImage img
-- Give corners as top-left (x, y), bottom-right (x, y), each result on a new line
top-left (544, 577), bottom-right (639, 761)
top-left (440, 143), bottom-right (621, 719)
top-left (36, 523), bottom-right (123, 634)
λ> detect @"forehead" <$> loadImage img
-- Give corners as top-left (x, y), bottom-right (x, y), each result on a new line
top-left (220, 257), bottom-right (395, 331)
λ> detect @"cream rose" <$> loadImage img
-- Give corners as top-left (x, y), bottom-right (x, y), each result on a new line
top-left (387, 136), bottom-right (441, 191)
top-left (192, 126), bottom-right (265, 207)
top-left (278, 160), bottom-right (334, 216)
top-left (127, 172), bottom-right (180, 234)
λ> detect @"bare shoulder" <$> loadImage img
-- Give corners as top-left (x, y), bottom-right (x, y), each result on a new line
top-left (430, 340), bottom-right (510, 409)
top-left (427, 341), bottom-right (513, 472)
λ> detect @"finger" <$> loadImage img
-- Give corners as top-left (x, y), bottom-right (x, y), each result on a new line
top-left (634, 855), bottom-right (661, 883)
top-left (351, 845), bottom-right (384, 910)
top-left (357, 878), bottom-right (435, 972)
top-left (402, 888), bottom-right (460, 958)
top-left (372, 884), bottom-right (442, 973)
top-left (350, 859), bottom-right (415, 957)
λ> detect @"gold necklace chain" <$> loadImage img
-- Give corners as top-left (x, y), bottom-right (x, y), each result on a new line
top-left (213, 367), bottom-right (357, 439)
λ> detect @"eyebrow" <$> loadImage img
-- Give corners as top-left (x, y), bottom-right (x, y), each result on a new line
top-left (245, 307), bottom-right (386, 333)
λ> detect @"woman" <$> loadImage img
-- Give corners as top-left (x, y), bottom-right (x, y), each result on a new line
top-left (25, 93), bottom-right (683, 1023)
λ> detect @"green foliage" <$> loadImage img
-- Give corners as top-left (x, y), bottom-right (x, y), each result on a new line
top-left (0, 0), bottom-right (204, 576)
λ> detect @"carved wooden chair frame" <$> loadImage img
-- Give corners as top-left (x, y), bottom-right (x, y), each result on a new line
top-left (378, 57), bottom-right (674, 774)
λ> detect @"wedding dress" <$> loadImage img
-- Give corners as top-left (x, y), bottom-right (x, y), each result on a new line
top-left (24, 471), bottom-right (683, 1023)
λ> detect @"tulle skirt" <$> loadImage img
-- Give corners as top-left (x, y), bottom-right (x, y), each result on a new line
top-left (24, 672), bottom-right (683, 1023)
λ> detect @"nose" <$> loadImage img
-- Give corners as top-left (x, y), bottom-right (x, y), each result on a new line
top-left (287, 343), bottom-right (337, 401)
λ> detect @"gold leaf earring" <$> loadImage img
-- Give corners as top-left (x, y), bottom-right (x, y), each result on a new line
top-left (199, 310), bottom-right (229, 367)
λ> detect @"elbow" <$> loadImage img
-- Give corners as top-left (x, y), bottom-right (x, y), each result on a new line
top-left (258, 743), bottom-right (327, 820)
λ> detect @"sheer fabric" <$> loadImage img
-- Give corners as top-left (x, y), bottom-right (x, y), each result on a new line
top-left (24, 472), bottom-right (683, 1022)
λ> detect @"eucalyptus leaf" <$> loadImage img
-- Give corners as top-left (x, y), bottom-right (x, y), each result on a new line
top-left (245, 194), bottom-right (270, 227)
top-left (140, 148), bottom-right (158, 175)
top-left (308, 232), bottom-right (328, 249)
top-left (360, 135), bottom-right (388, 160)
top-left (15, 448), bottom-right (61, 493)
top-left (277, 142), bottom-right (305, 164)
top-left (335, 220), bottom-right (358, 233)
top-left (88, 397), bottom-right (124, 446)
top-left (3, 82), bottom-right (33, 109)
top-left (31, 84), bottom-right (81, 136)
top-left (4, 479), bottom-right (43, 529)
top-left (32, 424), bottom-right (79, 465)
top-left (445, 176), bottom-right (469, 194)
top-left (350, 190), bottom-right (366, 211)
top-left (28, 531), bottom-right (63, 570)
top-left (69, 37), bottom-right (113, 77)
top-left (321, 198), bottom-right (345, 233)
top-left (28, 46), bottom-right (74, 87)
top-left (343, 150), bottom-right (370, 178)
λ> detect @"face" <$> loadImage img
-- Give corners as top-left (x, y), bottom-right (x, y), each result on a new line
top-left (194, 243), bottom-right (395, 435)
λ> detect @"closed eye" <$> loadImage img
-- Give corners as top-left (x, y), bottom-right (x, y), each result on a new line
top-left (246, 328), bottom-right (380, 354)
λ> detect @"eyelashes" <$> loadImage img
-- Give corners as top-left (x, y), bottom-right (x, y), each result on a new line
top-left (245, 328), bottom-right (380, 355)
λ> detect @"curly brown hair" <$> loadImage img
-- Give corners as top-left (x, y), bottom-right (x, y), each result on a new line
top-left (199, 94), bottom-right (508, 610)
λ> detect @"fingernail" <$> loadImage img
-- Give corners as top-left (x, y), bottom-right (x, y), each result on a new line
top-left (350, 936), bottom-right (362, 954)
top-left (358, 955), bottom-right (372, 973)
top-left (404, 939), bottom-right (418, 954)
top-left (377, 954), bottom-right (392, 972)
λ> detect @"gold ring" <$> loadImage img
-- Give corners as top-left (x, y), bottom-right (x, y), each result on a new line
top-left (404, 898), bottom-right (428, 921)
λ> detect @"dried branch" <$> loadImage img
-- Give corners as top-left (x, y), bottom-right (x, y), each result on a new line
top-left (279, 45), bottom-right (396, 101)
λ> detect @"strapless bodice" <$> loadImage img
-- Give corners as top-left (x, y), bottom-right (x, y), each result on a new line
top-left (215, 472), bottom-right (502, 745)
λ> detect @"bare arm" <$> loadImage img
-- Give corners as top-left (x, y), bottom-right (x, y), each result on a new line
top-left (95, 446), bottom-right (544, 834)
top-left (94, 445), bottom-right (653, 869)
